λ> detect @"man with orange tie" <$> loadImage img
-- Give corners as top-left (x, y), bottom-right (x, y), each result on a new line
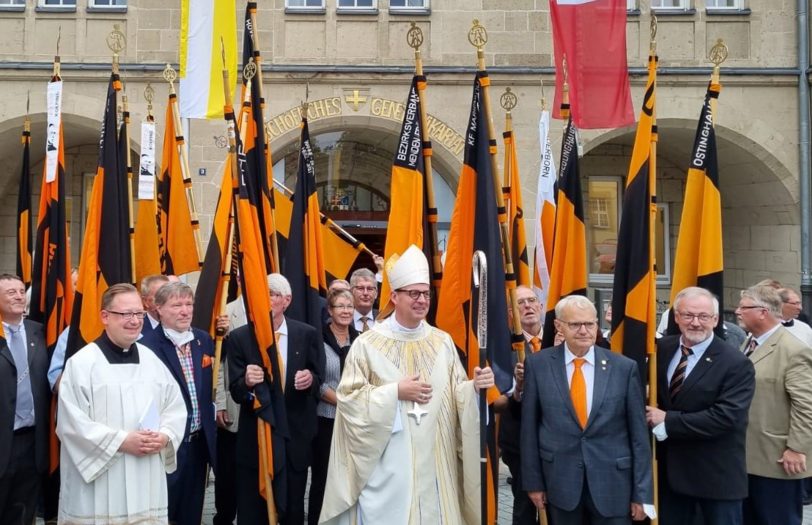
top-left (499, 285), bottom-right (543, 525)
top-left (521, 295), bottom-right (652, 525)
top-left (226, 273), bottom-right (324, 524)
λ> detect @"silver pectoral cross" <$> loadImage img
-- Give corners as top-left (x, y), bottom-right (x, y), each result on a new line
top-left (407, 402), bottom-right (428, 425)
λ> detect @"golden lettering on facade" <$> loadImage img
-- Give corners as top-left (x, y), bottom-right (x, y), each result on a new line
top-left (266, 95), bottom-right (466, 157)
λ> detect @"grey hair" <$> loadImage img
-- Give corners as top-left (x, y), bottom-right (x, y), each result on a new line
top-left (350, 268), bottom-right (376, 286)
top-left (741, 285), bottom-right (782, 318)
top-left (267, 273), bottom-right (292, 296)
top-left (153, 282), bottom-right (194, 307)
top-left (140, 274), bottom-right (169, 296)
top-left (672, 286), bottom-right (719, 316)
top-left (554, 295), bottom-right (596, 319)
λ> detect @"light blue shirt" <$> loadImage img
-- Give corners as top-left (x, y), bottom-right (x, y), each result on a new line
top-left (48, 326), bottom-right (70, 391)
top-left (564, 344), bottom-right (595, 418)
top-left (666, 334), bottom-right (714, 385)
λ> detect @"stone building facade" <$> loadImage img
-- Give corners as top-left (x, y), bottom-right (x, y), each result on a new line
top-left (0, 0), bottom-right (804, 317)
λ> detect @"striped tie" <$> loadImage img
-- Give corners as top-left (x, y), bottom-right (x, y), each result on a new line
top-left (669, 345), bottom-right (693, 399)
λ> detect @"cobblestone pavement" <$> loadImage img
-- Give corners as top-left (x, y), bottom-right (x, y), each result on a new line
top-left (40, 462), bottom-right (812, 524)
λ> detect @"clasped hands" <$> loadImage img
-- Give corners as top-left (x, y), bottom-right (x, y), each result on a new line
top-left (244, 364), bottom-right (313, 390)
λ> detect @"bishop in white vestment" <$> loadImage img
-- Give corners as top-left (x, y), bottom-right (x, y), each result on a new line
top-left (319, 245), bottom-right (495, 525)
top-left (56, 284), bottom-right (187, 524)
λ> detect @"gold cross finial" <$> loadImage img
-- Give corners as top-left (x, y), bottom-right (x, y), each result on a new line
top-left (468, 19), bottom-right (488, 50)
top-left (500, 87), bottom-right (517, 113)
top-left (407, 22), bottom-right (424, 50)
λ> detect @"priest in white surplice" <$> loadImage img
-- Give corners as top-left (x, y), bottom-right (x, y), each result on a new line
top-left (57, 283), bottom-right (187, 524)
top-left (319, 245), bottom-right (495, 525)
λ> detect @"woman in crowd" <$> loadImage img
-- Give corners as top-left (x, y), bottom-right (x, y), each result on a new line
top-left (309, 288), bottom-right (359, 525)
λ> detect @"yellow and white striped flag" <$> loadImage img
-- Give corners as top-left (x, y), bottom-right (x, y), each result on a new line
top-left (179, 0), bottom-right (237, 119)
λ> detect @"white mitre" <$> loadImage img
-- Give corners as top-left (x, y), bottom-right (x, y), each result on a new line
top-left (386, 244), bottom-right (430, 289)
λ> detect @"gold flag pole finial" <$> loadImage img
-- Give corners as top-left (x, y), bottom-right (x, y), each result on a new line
top-left (24, 92), bottom-right (30, 134)
top-left (106, 24), bottom-right (126, 73)
top-left (54, 26), bottom-right (62, 78)
top-left (163, 63), bottom-right (178, 94)
top-left (301, 82), bottom-right (310, 116)
top-left (468, 19), bottom-right (488, 61)
top-left (709, 38), bottom-right (728, 80)
top-left (145, 83), bottom-right (155, 119)
top-left (500, 86), bottom-right (518, 115)
top-left (407, 21), bottom-right (424, 53)
top-left (650, 14), bottom-right (658, 55)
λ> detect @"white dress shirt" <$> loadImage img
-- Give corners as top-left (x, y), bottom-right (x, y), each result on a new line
top-left (564, 344), bottom-right (595, 418)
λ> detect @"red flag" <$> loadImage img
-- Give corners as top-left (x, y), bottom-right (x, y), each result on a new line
top-left (550, 0), bottom-right (633, 129)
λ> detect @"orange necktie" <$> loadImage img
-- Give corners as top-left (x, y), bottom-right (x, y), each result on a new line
top-left (571, 358), bottom-right (587, 429)
top-left (530, 337), bottom-right (542, 353)
top-left (275, 331), bottom-right (286, 391)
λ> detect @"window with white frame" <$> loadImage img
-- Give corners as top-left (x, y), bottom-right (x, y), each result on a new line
top-left (627, 0), bottom-right (637, 9)
top-left (0, 0), bottom-right (24, 5)
top-left (40, 0), bottom-right (76, 5)
top-left (338, 0), bottom-right (376, 8)
top-left (90, 0), bottom-right (126, 7)
top-left (706, 0), bottom-right (741, 8)
top-left (391, 0), bottom-right (428, 8)
top-left (651, 0), bottom-right (689, 9)
top-left (286, 0), bottom-right (325, 9)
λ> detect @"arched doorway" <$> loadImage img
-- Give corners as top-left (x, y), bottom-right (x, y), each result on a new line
top-left (271, 125), bottom-right (459, 271)
top-left (580, 119), bottom-right (798, 316)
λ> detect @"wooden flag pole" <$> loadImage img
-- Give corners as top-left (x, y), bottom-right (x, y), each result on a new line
top-left (468, 20), bottom-right (526, 367)
top-left (122, 94), bottom-right (137, 284)
top-left (708, 38), bottom-right (728, 123)
top-left (163, 64), bottom-right (205, 270)
top-left (407, 22), bottom-right (443, 291)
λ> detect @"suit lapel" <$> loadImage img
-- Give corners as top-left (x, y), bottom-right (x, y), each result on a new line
top-left (550, 345), bottom-right (581, 429)
top-left (285, 321), bottom-right (299, 390)
top-left (677, 338), bottom-right (720, 398)
top-left (23, 320), bottom-right (42, 366)
top-left (0, 341), bottom-right (13, 367)
top-left (750, 328), bottom-right (781, 365)
top-left (159, 335), bottom-right (191, 401)
top-left (586, 347), bottom-right (610, 431)
top-left (191, 334), bottom-right (204, 401)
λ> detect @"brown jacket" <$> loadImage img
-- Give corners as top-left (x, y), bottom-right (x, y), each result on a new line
top-left (746, 326), bottom-right (812, 479)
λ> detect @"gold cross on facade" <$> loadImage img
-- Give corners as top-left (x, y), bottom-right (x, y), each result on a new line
top-left (345, 89), bottom-right (368, 111)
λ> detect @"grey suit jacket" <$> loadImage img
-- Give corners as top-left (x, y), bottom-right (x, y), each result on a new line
top-left (521, 344), bottom-right (652, 518)
top-left (0, 319), bottom-right (50, 477)
top-left (746, 326), bottom-right (812, 479)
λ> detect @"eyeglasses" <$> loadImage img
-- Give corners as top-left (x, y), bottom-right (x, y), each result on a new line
top-left (397, 289), bottom-right (432, 300)
top-left (105, 310), bottom-right (146, 321)
top-left (737, 305), bottom-right (766, 311)
top-left (517, 297), bottom-right (539, 306)
top-left (784, 301), bottom-right (802, 306)
top-left (562, 321), bottom-right (598, 331)
top-left (353, 286), bottom-right (377, 293)
top-left (677, 312), bottom-right (716, 323)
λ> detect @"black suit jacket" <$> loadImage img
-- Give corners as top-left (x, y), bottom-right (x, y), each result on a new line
top-left (141, 326), bottom-right (217, 472)
top-left (499, 339), bottom-right (532, 457)
top-left (0, 319), bottom-right (50, 477)
top-left (227, 317), bottom-right (324, 471)
top-left (656, 335), bottom-right (755, 500)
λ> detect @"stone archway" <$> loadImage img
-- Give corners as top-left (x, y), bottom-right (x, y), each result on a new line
top-left (581, 119), bottom-right (798, 311)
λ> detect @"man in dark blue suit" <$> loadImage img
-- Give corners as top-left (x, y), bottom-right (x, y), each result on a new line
top-left (141, 281), bottom-right (216, 525)
top-left (521, 295), bottom-right (652, 525)
top-left (139, 274), bottom-right (170, 337)
top-left (646, 287), bottom-right (755, 524)
top-left (227, 273), bottom-right (324, 525)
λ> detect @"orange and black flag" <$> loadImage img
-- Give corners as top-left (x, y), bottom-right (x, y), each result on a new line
top-left (156, 96), bottom-right (201, 276)
top-left (133, 114), bottom-right (162, 283)
top-left (502, 116), bottom-right (530, 288)
top-left (611, 51), bottom-right (658, 383)
top-left (435, 72), bottom-right (514, 525)
top-left (66, 72), bottom-right (131, 358)
top-left (273, 186), bottom-right (363, 284)
top-left (668, 80), bottom-right (724, 336)
top-left (192, 156), bottom-right (237, 337)
top-left (240, 1), bottom-right (277, 274)
top-left (282, 115), bottom-right (326, 329)
top-left (30, 76), bottom-right (74, 351)
top-left (541, 117), bottom-right (588, 348)
top-left (234, 77), bottom-right (288, 516)
top-left (380, 76), bottom-right (431, 318)
top-left (16, 121), bottom-right (32, 288)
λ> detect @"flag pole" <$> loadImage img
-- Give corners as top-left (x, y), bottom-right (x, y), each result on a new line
top-left (271, 179), bottom-right (379, 259)
top-left (648, 15), bottom-right (660, 525)
top-left (708, 38), bottom-right (728, 123)
top-left (247, 3), bottom-right (281, 272)
top-left (121, 93), bottom-right (137, 285)
top-left (407, 22), bottom-right (443, 293)
top-left (237, 57), bottom-right (279, 525)
top-left (164, 64), bottom-right (204, 271)
top-left (468, 20), bottom-right (526, 366)
top-left (212, 39), bottom-right (238, 399)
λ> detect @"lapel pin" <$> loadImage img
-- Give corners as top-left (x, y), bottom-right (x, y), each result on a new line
top-left (705, 357), bottom-right (712, 362)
